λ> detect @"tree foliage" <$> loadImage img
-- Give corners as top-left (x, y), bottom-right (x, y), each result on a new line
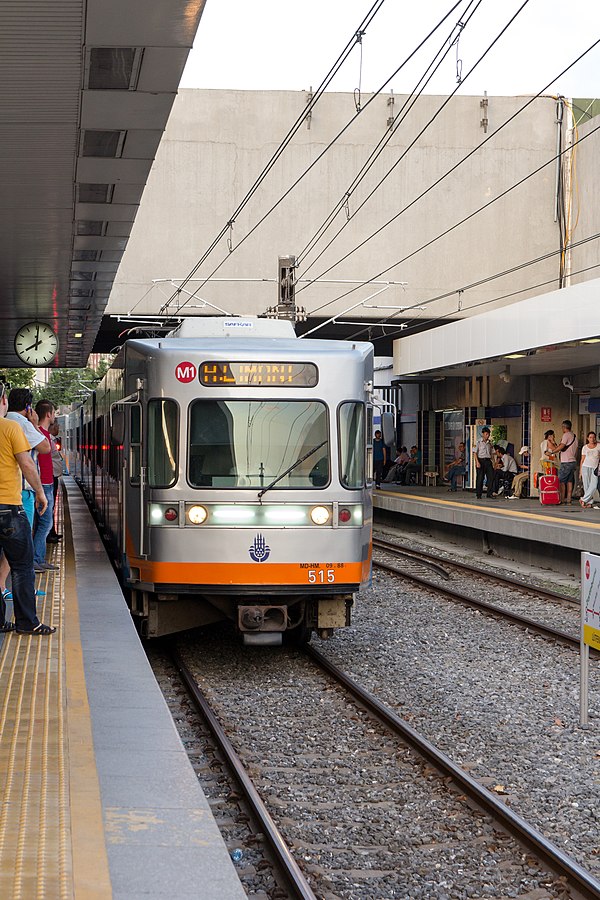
top-left (0, 368), bottom-right (36, 390)
top-left (0, 358), bottom-right (113, 410)
top-left (41, 359), bottom-right (113, 409)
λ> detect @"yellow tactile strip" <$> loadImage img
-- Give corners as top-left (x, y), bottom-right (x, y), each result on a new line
top-left (0, 492), bottom-right (112, 899)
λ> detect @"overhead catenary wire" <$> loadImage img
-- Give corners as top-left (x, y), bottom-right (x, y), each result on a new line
top-left (301, 9), bottom-right (600, 305)
top-left (305, 114), bottom-right (600, 342)
top-left (296, 0), bottom-right (483, 267)
top-left (339, 229), bottom-right (600, 344)
top-left (299, 41), bottom-right (600, 323)
top-left (297, 0), bottom-right (534, 289)
top-left (159, 1), bottom-right (467, 318)
top-left (156, 0), bottom-right (388, 316)
top-left (363, 259), bottom-right (600, 346)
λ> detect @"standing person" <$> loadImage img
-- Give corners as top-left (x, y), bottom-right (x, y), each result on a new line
top-left (540, 429), bottom-right (558, 473)
top-left (32, 400), bottom-right (58, 572)
top-left (549, 419), bottom-right (578, 505)
top-left (579, 432), bottom-right (600, 509)
top-left (372, 430), bottom-right (386, 488)
top-left (473, 426), bottom-right (495, 499)
top-left (0, 382), bottom-right (55, 634)
top-left (5, 388), bottom-right (51, 526)
top-left (0, 388), bottom-right (52, 602)
top-left (47, 422), bottom-right (64, 543)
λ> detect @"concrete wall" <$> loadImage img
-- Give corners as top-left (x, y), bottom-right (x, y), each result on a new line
top-left (107, 89), bottom-right (565, 324)
top-left (569, 112), bottom-right (600, 284)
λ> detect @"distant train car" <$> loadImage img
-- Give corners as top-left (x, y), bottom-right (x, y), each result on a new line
top-left (65, 317), bottom-right (374, 643)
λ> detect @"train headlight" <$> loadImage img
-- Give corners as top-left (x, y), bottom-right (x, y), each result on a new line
top-left (187, 505), bottom-right (208, 525)
top-left (310, 505), bottom-right (331, 526)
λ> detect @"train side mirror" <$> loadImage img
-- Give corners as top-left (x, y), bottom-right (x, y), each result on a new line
top-left (111, 409), bottom-right (125, 445)
top-left (381, 411), bottom-right (395, 447)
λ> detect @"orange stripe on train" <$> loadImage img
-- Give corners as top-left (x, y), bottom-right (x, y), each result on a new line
top-left (129, 560), bottom-right (366, 586)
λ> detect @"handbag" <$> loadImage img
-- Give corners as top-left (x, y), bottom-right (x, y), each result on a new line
top-left (573, 478), bottom-right (584, 500)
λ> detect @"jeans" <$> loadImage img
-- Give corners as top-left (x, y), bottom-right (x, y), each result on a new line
top-left (0, 505), bottom-right (38, 631)
top-left (448, 465), bottom-right (466, 491)
top-left (21, 489), bottom-right (35, 529)
top-left (33, 483), bottom-right (55, 566)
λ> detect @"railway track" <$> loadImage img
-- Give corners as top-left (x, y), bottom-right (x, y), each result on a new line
top-left (373, 535), bottom-right (577, 604)
top-left (166, 640), bottom-right (600, 900)
top-left (372, 536), bottom-right (598, 657)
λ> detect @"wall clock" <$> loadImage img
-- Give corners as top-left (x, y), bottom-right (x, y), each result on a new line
top-left (14, 322), bottom-right (59, 367)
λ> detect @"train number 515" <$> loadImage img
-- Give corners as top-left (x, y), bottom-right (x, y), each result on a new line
top-left (308, 569), bottom-right (335, 583)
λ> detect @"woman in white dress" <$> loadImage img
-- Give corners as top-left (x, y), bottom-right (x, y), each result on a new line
top-left (579, 432), bottom-right (600, 508)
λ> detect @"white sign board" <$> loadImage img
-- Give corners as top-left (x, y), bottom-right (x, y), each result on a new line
top-left (580, 552), bottom-right (600, 724)
top-left (582, 552), bottom-right (600, 650)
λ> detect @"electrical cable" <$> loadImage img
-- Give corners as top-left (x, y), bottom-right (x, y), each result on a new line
top-left (300, 35), bottom-right (600, 311)
top-left (296, 0), bottom-right (482, 267)
top-left (156, 0), bottom-right (388, 315)
top-left (301, 84), bottom-right (600, 329)
top-left (159, 1), bottom-right (466, 317)
top-left (366, 259), bottom-right (600, 347)
top-left (341, 229), bottom-right (600, 344)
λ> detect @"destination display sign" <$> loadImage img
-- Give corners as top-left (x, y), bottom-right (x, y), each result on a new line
top-left (199, 361), bottom-right (318, 387)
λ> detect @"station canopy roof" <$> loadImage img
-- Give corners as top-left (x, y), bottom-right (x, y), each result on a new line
top-left (393, 278), bottom-right (600, 383)
top-left (0, 0), bottom-right (206, 368)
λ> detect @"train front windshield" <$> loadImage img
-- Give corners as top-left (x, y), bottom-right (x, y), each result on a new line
top-left (188, 399), bottom-right (330, 489)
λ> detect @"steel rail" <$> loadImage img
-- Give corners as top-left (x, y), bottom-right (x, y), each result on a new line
top-left (373, 536), bottom-right (577, 605)
top-left (306, 645), bottom-right (600, 900)
top-left (171, 649), bottom-right (317, 900)
top-left (373, 556), bottom-right (600, 659)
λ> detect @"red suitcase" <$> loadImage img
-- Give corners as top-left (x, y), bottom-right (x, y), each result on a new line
top-left (539, 474), bottom-right (560, 505)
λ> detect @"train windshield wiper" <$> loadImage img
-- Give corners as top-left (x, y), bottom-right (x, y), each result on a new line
top-left (257, 439), bottom-right (328, 501)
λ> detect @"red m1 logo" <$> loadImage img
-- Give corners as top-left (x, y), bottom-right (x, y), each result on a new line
top-left (175, 361), bottom-right (197, 383)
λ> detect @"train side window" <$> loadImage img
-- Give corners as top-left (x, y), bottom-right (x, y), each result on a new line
top-left (129, 405), bottom-right (141, 485)
top-left (148, 399), bottom-right (178, 488)
top-left (338, 402), bottom-right (365, 488)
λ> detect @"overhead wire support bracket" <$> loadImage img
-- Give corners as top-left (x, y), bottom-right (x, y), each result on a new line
top-left (304, 87), bottom-right (314, 129)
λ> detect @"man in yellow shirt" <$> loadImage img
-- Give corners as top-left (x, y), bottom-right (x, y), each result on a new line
top-left (0, 383), bottom-right (55, 635)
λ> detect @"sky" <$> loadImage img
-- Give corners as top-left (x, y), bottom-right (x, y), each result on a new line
top-left (180, 0), bottom-right (600, 100)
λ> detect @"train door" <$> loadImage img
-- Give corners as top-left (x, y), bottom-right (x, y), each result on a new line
top-left (123, 402), bottom-right (148, 563)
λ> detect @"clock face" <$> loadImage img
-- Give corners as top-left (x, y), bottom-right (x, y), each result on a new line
top-left (14, 322), bottom-right (59, 367)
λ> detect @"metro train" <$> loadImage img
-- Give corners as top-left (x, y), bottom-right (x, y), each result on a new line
top-left (64, 316), bottom-right (375, 643)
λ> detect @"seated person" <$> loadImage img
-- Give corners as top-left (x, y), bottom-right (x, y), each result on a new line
top-left (508, 448), bottom-right (530, 499)
top-left (443, 442), bottom-right (466, 492)
top-left (491, 445), bottom-right (506, 494)
top-left (402, 446), bottom-right (421, 485)
top-left (494, 446), bottom-right (518, 496)
top-left (383, 447), bottom-right (410, 483)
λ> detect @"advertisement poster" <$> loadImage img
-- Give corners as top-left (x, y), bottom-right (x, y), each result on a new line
top-left (443, 410), bottom-right (465, 468)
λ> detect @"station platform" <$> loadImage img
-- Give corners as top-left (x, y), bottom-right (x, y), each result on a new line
top-left (0, 478), bottom-right (245, 900)
top-left (374, 483), bottom-right (600, 573)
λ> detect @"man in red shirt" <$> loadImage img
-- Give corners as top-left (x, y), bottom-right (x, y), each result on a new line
top-left (33, 400), bottom-right (58, 572)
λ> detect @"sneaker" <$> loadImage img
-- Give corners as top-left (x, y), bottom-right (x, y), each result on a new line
top-left (507, 495), bottom-right (519, 500)
top-left (36, 562), bottom-right (59, 571)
